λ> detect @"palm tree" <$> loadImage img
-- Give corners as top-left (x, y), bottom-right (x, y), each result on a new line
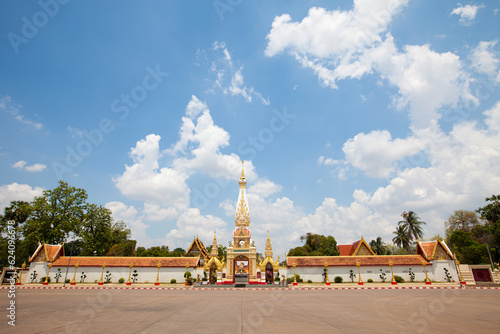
top-left (392, 225), bottom-right (410, 251)
top-left (369, 237), bottom-right (387, 255)
top-left (398, 211), bottom-right (426, 242)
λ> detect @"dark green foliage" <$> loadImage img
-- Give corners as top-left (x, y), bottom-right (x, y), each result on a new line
top-left (288, 233), bottom-right (340, 256)
top-left (349, 269), bottom-right (356, 282)
top-left (408, 268), bottom-right (415, 282)
top-left (334, 276), bottom-right (343, 283)
top-left (443, 268), bottom-right (452, 282)
top-left (131, 270), bottom-right (138, 282)
top-left (54, 268), bottom-right (62, 283)
top-left (369, 237), bottom-right (388, 255)
top-left (30, 270), bottom-right (37, 283)
top-left (379, 269), bottom-right (387, 282)
top-left (170, 278), bottom-right (176, 284)
top-left (394, 275), bottom-right (405, 283)
top-left (80, 272), bottom-right (86, 283)
top-left (450, 230), bottom-right (488, 264)
top-left (40, 276), bottom-right (50, 283)
top-left (118, 278), bottom-right (125, 284)
top-left (307, 280), bottom-right (312, 283)
top-left (65, 279), bottom-right (70, 283)
top-left (367, 279), bottom-right (373, 283)
top-left (105, 270), bottom-right (112, 283)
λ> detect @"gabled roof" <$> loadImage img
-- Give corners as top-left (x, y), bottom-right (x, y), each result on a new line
top-left (51, 256), bottom-right (200, 268)
top-left (28, 243), bottom-right (64, 263)
top-left (186, 237), bottom-right (210, 259)
top-left (338, 237), bottom-right (375, 256)
top-left (286, 255), bottom-right (429, 267)
top-left (416, 240), bottom-right (453, 261)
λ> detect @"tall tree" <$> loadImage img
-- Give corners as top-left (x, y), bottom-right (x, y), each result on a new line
top-left (288, 233), bottom-right (339, 256)
top-left (398, 211), bottom-right (426, 242)
top-left (392, 225), bottom-right (410, 251)
top-left (0, 201), bottom-right (33, 267)
top-left (369, 237), bottom-right (387, 255)
top-left (445, 210), bottom-right (481, 240)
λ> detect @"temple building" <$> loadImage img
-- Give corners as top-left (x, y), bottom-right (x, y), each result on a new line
top-left (22, 161), bottom-right (498, 286)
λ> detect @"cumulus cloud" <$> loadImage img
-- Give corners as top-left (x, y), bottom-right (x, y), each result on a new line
top-left (0, 183), bottom-right (44, 211)
top-left (471, 40), bottom-right (500, 81)
top-left (12, 160), bottom-right (46, 172)
top-left (451, 3), bottom-right (484, 26)
top-left (105, 201), bottom-right (152, 246)
top-left (265, 3), bottom-right (476, 129)
top-left (248, 179), bottom-right (282, 197)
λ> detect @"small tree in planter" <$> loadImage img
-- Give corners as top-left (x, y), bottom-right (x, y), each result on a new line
top-left (30, 270), bottom-right (38, 283)
top-left (349, 269), bottom-right (356, 283)
top-left (408, 268), bottom-right (415, 282)
top-left (443, 268), bottom-right (452, 282)
top-left (105, 271), bottom-right (112, 283)
top-left (80, 272), bottom-right (86, 283)
top-left (379, 269), bottom-right (386, 282)
top-left (54, 268), bottom-right (62, 283)
top-left (132, 270), bottom-right (138, 283)
top-left (334, 276), bottom-right (343, 283)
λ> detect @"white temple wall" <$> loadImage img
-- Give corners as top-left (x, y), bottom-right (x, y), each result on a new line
top-left (291, 263), bottom-right (459, 283)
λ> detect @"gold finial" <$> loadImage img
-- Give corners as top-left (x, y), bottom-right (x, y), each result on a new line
top-left (240, 160), bottom-right (245, 181)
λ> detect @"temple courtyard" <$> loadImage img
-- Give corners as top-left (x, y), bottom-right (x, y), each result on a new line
top-left (2, 286), bottom-right (499, 333)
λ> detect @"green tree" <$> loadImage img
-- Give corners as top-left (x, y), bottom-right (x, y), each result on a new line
top-left (477, 195), bottom-right (500, 224)
top-left (288, 233), bottom-right (339, 256)
top-left (218, 244), bottom-right (227, 262)
top-left (399, 211), bottom-right (426, 242)
top-left (369, 237), bottom-right (387, 255)
top-left (450, 230), bottom-right (488, 264)
top-left (0, 201), bottom-right (33, 268)
top-left (445, 210), bottom-right (481, 240)
top-left (392, 225), bottom-right (410, 251)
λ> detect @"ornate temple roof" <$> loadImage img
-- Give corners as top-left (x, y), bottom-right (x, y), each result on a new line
top-left (337, 237), bottom-right (375, 256)
top-left (235, 161), bottom-right (250, 227)
top-left (416, 240), bottom-right (453, 261)
top-left (28, 242), bottom-right (65, 263)
top-left (186, 237), bottom-right (210, 259)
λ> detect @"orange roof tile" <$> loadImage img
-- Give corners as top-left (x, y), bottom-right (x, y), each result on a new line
top-left (52, 256), bottom-right (199, 268)
top-left (417, 241), bottom-right (436, 260)
top-left (338, 244), bottom-right (354, 256)
top-left (286, 255), bottom-right (429, 267)
top-left (28, 243), bottom-right (64, 263)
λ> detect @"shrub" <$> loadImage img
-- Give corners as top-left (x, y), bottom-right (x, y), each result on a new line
top-left (118, 278), bottom-right (125, 284)
top-left (184, 271), bottom-right (191, 278)
top-left (65, 279), bottom-right (70, 284)
top-left (295, 274), bottom-right (303, 283)
top-left (170, 279), bottom-right (176, 284)
top-left (307, 280), bottom-right (312, 283)
top-left (334, 276), bottom-right (343, 283)
top-left (274, 276), bottom-right (280, 282)
top-left (367, 279), bottom-right (373, 283)
top-left (286, 277), bottom-right (294, 284)
top-left (394, 275), bottom-right (405, 283)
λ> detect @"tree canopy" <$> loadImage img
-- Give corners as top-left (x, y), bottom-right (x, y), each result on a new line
top-left (0, 181), bottom-right (135, 268)
top-left (287, 233), bottom-right (340, 256)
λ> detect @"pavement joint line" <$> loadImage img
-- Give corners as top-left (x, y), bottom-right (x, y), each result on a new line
top-left (2, 285), bottom-right (499, 290)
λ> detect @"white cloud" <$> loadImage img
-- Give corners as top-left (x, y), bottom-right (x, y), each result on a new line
top-left (451, 3), bottom-right (484, 26)
top-left (0, 183), bottom-right (44, 211)
top-left (471, 40), bottom-right (500, 81)
top-left (113, 134), bottom-right (190, 215)
top-left (200, 41), bottom-right (270, 105)
top-left (105, 201), bottom-right (152, 246)
top-left (165, 208), bottom-right (228, 248)
top-left (342, 130), bottom-right (424, 178)
top-left (265, 4), bottom-right (477, 129)
top-left (12, 160), bottom-right (47, 172)
top-left (248, 179), bottom-right (282, 197)
top-left (0, 95), bottom-right (43, 130)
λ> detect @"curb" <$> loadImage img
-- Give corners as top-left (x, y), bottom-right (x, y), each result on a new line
top-left (2, 285), bottom-right (499, 290)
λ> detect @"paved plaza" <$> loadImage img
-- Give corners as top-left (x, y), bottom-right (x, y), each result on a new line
top-left (1, 286), bottom-right (500, 333)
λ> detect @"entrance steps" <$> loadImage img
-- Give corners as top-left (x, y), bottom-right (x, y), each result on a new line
top-left (459, 264), bottom-right (475, 285)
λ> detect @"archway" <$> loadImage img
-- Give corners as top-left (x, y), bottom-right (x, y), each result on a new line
top-left (209, 263), bottom-right (218, 284)
top-left (234, 255), bottom-right (249, 283)
top-left (265, 263), bottom-right (274, 284)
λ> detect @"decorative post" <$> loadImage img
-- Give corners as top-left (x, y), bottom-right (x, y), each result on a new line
top-left (454, 256), bottom-right (466, 285)
top-left (70, 263), bottom-right (79, 285)
top-left (98, 263), bottom-right (105, 285)
top-left (43, 263), bottom-right (52, 285)
top-left (293, 263), bottom-right (297, 286)
top-left (126, 263), bottom-right (133, 285)
top-left (389, 260), bottom-right (396, 285)
top-left (356, 260), bottom-right (363, 285)
top-left (422, 260), bottom-right (431, 285)
top-left (155, 262), bottom-right (161, 286)
top-left (185, 262), bottom-right (189, 286)
top-left (324, 261), bottom-right (330, 286)
top-left (16, 262), bottom-right (26, 285)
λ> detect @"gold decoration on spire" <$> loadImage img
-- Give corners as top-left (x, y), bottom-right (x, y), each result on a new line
top-left (265, 231), bottom-right (273, 258)
top-left (235, 192), bottom-right (250, 226)
top-left (239, 160), bottom-right (246, 189)
top-left (210, 231), bottom-right (218, 258)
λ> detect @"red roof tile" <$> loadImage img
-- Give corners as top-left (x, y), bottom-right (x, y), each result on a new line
top-left (338, 244), bottom-right (354, 256)
top-left (51, 256), bottom-right (199, 268)
top-left (286, 255), bottom-right (429, 267)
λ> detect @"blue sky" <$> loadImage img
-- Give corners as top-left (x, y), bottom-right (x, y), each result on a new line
top-left (1, 0), bottom-right (500, 257)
